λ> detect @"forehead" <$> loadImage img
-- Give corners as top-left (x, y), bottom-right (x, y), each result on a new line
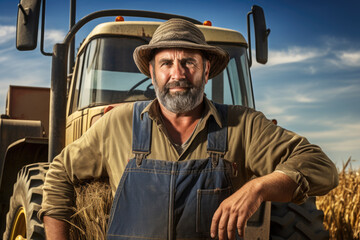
top-left (154, 48), bottom-right (203, 60)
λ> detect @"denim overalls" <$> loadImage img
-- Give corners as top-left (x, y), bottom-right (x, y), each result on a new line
top-left (107, 101), bottom-right (236, 240)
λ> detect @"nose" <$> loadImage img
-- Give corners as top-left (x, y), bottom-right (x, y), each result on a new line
top-left (170, 60), bottom-right (186, 80)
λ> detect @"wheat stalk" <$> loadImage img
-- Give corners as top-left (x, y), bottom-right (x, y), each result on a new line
top-left (316, 157), bottom-right (360, 240)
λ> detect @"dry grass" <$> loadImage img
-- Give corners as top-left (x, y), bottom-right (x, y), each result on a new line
top-left (316, 158), bottom-right (360, 240)
top-left (68, 159), bottom-right (360, 240)
top-left (69, 179), bottom-right (113, 240)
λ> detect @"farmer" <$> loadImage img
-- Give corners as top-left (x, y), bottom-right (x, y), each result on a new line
top-left (39, 18), bottom-right (338, 240)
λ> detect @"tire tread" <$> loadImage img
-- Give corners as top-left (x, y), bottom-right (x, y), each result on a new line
top-left (270, 197), bottom-right (329, 240)
top-left (3, 162), bottom-right (49, 240)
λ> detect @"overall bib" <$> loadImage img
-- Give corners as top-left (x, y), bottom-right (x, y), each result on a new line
top-left (107, 101), bottom-right (236, 240)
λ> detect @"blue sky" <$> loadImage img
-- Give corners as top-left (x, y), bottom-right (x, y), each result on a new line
top-left (0, 0), bottom-right (359, 169)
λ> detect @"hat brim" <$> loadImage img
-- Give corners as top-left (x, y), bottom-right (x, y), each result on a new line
top-left (133, 40), bottom-right (230, 79)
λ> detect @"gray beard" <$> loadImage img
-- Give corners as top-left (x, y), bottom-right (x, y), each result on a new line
top-left (153, 76), bottom-right (205, 114)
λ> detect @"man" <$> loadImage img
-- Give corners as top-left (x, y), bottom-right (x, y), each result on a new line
top-left (40, 18), bottom-right (338, 240)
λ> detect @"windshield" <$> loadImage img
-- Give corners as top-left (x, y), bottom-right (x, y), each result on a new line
top-left (204, 44), bottom-right (254, 108)
top-left (70, 36), bottom-right (254, 115)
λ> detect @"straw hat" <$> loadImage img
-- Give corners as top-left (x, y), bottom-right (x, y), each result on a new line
top-left (133, 18), bottom-right (229, 79)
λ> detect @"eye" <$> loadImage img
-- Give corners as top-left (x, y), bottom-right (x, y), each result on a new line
top-left (183, 59), bottom-right (196, 68)
top-left (186, 61), bottom-right (195, 66)
top-left (160, 61), bottom-right (171, 67)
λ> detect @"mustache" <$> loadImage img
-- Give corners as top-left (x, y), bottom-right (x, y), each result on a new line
top-left (165, 79), bottom-right (193, 89)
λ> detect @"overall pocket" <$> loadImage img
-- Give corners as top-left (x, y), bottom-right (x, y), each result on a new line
top-left (196, 186), bottom-right (232, 233)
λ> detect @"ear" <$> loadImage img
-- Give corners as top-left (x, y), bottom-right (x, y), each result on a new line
top-left (149, 63), bottom-right (155, 85)
top-left (204, 60), bottom-right (210, 84)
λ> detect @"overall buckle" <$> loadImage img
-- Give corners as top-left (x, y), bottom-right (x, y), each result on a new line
top-left (209, 152), bottom-right (224, 168)
top-left (135, 153), bottom-right (147, 167)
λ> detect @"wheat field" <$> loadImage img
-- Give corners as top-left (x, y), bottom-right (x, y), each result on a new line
top-left (69, 158), bottom-right (360, 240)
top-left (316, 158), bottom-right (360, 240)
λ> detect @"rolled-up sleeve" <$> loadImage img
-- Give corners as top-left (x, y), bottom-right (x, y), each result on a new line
top-left (38, 116), bottom-right (106, 221)
top-left (244, 110), bottom-right (338, 204)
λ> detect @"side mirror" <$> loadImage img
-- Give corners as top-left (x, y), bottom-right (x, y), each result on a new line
top-left (16, 0), bottom-right (41, 50)
top-left (252, 5), bottom-right (270, 64)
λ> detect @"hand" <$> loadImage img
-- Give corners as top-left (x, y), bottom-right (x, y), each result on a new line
top-left (210, 179), bottom-right (263, 240)
top-left (210, 171), bottom-right (297, 239)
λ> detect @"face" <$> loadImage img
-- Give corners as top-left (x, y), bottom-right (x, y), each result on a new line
top-left (149, 48), bottom-right (210, 113)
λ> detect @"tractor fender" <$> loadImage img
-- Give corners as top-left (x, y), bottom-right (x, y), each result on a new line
top-left (0, 137), bottom-right (48, 236)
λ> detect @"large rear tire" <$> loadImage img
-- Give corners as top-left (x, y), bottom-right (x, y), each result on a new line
top-left (270, 197), bottom-right (329, 240)
top-left (3, 163), bottom-right (49, 240)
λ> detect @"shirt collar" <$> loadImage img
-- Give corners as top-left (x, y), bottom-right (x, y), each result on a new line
top-left (140, 97), bottom-right (223, 128)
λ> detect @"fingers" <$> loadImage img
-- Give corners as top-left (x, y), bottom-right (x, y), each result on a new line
top-left (211, 208), bottom-right (233, 239)
top-left (210, 182), bottom-right (263, 240)
top-left (218, 211), bottom-right (230, 240)
top-left (211, 206), bottom-right (241, 240)
top-left (227, 213), bottom-right (238, 240)
top-left (210, 204), bottom-right (253, 239)
top-left (226, 211), bottom-right (248, 239)
top-left (210, 208), bottom-right (221, 238)
top-left (211, 208), bottom-right (231, 240)
top-left (236, 214), bottom-right (246, 238)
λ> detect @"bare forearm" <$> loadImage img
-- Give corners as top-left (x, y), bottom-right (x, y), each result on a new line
top-left (256, 171), bottom-right (298, 202)
top-left (44, 216), bottom-right (70, 240)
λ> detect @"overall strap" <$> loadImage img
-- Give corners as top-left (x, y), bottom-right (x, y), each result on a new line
top-left (132, 101), bottom-right (152, 166)
top-left (207, 102), bottom-right (228, 167)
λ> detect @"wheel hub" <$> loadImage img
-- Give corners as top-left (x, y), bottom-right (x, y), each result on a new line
top-left (10, 207), bottom-right (27, 240)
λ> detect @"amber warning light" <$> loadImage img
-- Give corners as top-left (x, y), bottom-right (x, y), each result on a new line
top-left (115, 16), bottom-right (124, 22)
top-left (203, 20), bottom-right (212, 26)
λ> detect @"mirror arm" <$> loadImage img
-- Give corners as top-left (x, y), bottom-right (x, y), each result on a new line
top-left (266, 29), bottom-right (271, 37)
top-left (247, 11), bottom-right (253, 68)
top-left (40, 0), bottom-right (52, 56)
top-left (18, 3), bottom-right (29, 25)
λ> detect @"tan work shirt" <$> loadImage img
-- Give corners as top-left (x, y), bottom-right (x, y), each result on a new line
top-left (39, 98), bottom-right (338, 220)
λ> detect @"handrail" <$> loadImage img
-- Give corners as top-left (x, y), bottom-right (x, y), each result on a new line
top-left (63, 9), bottom-right (201, 45)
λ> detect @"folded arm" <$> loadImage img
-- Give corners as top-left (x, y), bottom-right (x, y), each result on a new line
top-left (212, 108), bottom-right (339, 240)
top-left (210, 171), bottom-right (297, 239)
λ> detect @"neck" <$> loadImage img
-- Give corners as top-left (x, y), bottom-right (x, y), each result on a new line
top-left (159, 101), bottom-right (204, 145)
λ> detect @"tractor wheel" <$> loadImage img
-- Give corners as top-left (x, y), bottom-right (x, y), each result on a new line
top-left (3, 163), bottom-right (49, 240)
top-left (270, 197), bottom-right (329, 240)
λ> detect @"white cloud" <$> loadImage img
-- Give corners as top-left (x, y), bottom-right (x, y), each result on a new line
top-left (255, 81), bottom-right (360, 129)
top-left (258, 82), bottom-right (320, 106)
top-left (337, 51), bottom-right (360, 67)
top-left (293, 94), bottom-right (316, 103)
top-left (303, 122), bottom-right (360, 140)
top-left (0, 25), bottom-right (65, 46)
top-left (45, 30), bottom-right (66, 44)
top-left (0, 48), bottom-right (50, 95)
top-left (252, 41), bottom-right (360, 72)
top-left (305, 66), bottom-right (317, 74)
top-left (293, 84), bottom-right (360, 104)
top-left (252, 46), bottom-right (324, 68)
top-left (258, 80), bottom-right (359, 107)
top-left (281, 115), bottom-right (297, 122)
top-left (0, 47), bottom-right (15, 62)
top-left (324, 37), bottom-right (360, 68)
top-left (0, 56), bottom-right (7, 63)
top-left (0, 25), bottom-right (16, 44)
top-left (268, 47), bottom-right (321, 65)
